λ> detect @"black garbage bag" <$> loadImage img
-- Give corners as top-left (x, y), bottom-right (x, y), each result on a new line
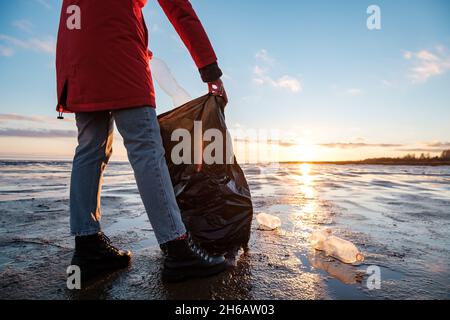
top-left (158, 94), bottom-right (253, 255)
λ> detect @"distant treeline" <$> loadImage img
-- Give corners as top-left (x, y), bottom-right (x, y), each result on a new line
top-left (354, 149), bottom-right (450, 165)
top-left (294, 150), bottom-right (450, 166)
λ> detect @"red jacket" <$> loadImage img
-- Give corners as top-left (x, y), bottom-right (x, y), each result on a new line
top-left (56, 0), bottom-right (222, 113)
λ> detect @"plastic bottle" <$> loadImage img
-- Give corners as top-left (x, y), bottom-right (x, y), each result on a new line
top-left (310, 229), bottom-right (364, 264)
top-left (149, 57), bottom-right (192, 108)
top-left (309, 253), bottom-right (360, 284)
top-left (256, 213), bottom-right (281, 231)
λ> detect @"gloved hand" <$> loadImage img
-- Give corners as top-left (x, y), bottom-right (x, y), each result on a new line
top-left (208, 78), bottom-right (228, 104)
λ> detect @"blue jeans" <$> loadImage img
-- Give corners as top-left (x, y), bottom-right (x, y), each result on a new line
top-left (70, 106), bottom-right (186, 244)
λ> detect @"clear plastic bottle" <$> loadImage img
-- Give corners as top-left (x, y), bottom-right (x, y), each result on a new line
top-left (149, 57), bottom-right (192, 108)
top-left (256, 213), bottom-right (281, 231)
top-left (310, 229), bottom-right (364, 264)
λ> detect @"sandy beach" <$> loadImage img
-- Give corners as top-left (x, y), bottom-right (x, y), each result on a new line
top-left (0, 160), bottom-right (449, 299)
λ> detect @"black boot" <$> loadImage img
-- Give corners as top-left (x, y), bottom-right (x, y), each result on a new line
top-left (70, 232), bottom-right (132, 281)
top-left (161, 234), bottom-right (227, 282)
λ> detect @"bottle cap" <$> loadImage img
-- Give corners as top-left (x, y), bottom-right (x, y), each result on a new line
top-left (356, 253), bottom-right (364, 262)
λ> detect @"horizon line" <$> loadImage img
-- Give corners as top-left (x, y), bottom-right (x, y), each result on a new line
top-left (1, 156), bottom-right (449, 165)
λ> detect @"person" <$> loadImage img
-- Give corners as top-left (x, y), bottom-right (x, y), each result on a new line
top-left (56, 0), bottom-right (228, 282)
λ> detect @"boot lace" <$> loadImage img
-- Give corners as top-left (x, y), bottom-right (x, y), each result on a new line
top-left (187, 235), bottom-right (213, 263)
top-left (99, 233), bottom-right (121, 255)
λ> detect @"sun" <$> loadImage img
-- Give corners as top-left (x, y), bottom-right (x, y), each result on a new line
top-left (300, 163), bottom-right (311, 176)
top-left (295, 142), bottom-right (317, 162)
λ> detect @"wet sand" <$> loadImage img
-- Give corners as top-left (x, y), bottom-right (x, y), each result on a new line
top-left (0, 161), bottom-right (449, 299)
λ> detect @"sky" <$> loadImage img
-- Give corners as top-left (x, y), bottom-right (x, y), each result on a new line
top-left (0, 0), bottom-right (449, 162)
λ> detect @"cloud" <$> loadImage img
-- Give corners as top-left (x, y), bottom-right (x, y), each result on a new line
top-left (253, 70), bottom-right (302, 93)
top-left (0, 45), bottom-right (14, 57)
top-left (235, 138), bottom-right (408, 149)
top-left (320, 142), bottom-right (403, 149)
top-left (222, 73), bottom-right (233, 80)
top-left (381, 79), bottom-right (394, 88)
top-left (151, 23), bottom-right (163, 33)
top-left (0, 114), bottom-right (38, 122)
top-left (424, 141), bottom-right (450, 148)
top-left (276, 140), bottom-right (299, 147)
top-left (255, 49), bottom-right (275, 65)
top-left (276, 76), bottom-right (302, 93)
top-left (13, 20), bottom-right (34, 34)
top-left (404, 46), bottom-right (450, 83)
top-left (253, 49), bottom-right (302, 93)
top-left (0, 113), bottom-right (127, 141)
top-left (35, 0), bottom-right (52, 10)
top-left (0, 128), bottom-right (76, 138)
top-left (320, 141), bottom-right (450, 151)
top-left (0, 34), bottom-right (56, 55)
top-left (231, 135), bottom-right (299, 148)
top-left (0, 113), bottom-right (74, 124)
top-left (403, 51), bottom-right (413, 60)
top-left (253, 67), bottom-right (302, 93)
top-left (394, 141), bottom-right (450, 153)
top-left (331, 85), bottom-right (364, 97)
top-left (0, 114), bottom-right (75, 137)
top-left (396, 148), bottom-right (444, 153)
top-left (345, 88), bottom-right (363, 96)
